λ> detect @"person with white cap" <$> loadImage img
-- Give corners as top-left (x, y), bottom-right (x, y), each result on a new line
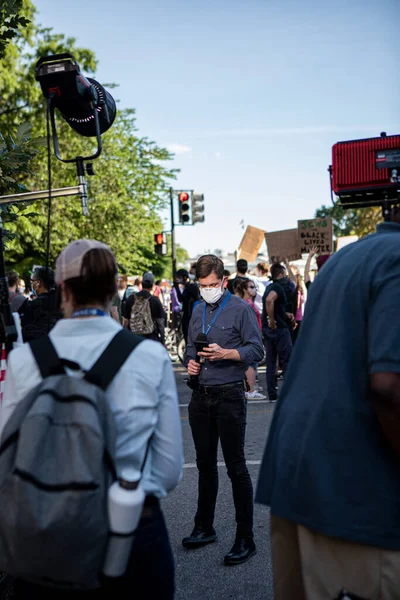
top-left (0, 239), bottom-right (183, 599)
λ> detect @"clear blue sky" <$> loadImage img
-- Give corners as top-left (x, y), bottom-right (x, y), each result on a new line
top-left (34, 0), bottom-right (399, 256)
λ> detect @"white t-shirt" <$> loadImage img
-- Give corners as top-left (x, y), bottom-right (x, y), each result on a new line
top-left (1, 316), bottom-right (183, 499)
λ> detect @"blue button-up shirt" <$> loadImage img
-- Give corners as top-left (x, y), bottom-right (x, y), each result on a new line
top-left (185, 290), bottom-right (264, 385)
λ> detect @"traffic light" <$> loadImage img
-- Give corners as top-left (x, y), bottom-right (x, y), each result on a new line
top-left (191, 192), bottom-right (205, 224)
top-left (154, 232), bottom-right (167, 256)
top-left (178, 192), bottom-right (191, 224)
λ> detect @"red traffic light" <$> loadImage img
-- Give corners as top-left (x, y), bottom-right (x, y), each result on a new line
top-left (154, 233), bottom-right (163, 245)
top-left (179, 192), bottom-right (189, 203)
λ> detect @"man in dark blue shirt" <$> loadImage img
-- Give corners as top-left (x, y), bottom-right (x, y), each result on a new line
top-left (256, 214), bottom-right (400, 599)
top-left (262, 263), bottom-right (294, 400)
top-left (182, 254), bottom-right (264, 566)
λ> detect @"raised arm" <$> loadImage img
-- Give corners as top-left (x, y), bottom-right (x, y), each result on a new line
top-left (304, 246), bottom-right (318, 285)
top-left (283, 258), bottom-right (297, 285)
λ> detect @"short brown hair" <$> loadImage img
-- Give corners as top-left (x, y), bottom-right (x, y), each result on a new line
top-left (270, 262), bottom-right (286, 280)
top-left (257, 262), bottom-right (269, 276)
top-left (7, 271), bottom-right (19, 288)
top-left (64, 248), bottom-right (117, 307)
top-left (235, 277), bottom-right (251, 298)
top-left (196, 255), bottom-right (224, 280)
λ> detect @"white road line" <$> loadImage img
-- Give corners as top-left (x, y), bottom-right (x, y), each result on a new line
top-left (179, 400), bottom-right (271, 408)
top-left (183, 460), bottom-right (262, 469)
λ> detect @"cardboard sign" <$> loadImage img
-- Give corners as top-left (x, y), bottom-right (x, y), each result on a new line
top-left (265, 228), bottom-right (301, 264)
top-left (336, 235), bottom-right (358, 251)
top-left (237, 225), bottom-right (265, 263)
top-left (298, 218), bottom-right (333, 255)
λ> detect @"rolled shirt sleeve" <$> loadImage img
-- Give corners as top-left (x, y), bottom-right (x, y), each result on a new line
top-left (236, 303), bottom-right (264, 365)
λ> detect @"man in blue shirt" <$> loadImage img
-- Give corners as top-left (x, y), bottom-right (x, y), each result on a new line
top-left (256, 214), bottom-right (400, 599)
top-left (182, 254), bottom-right (264, 566)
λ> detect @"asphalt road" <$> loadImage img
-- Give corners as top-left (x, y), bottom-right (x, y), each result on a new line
top-left (162, 363), bottom-right (277, 600)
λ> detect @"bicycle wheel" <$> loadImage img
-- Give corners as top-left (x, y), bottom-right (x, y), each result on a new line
top-left (177, 337), bottom-right (186, 364)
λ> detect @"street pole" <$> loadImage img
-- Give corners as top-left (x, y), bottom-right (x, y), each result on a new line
top-left (170, 187), bottom-right (177, 277)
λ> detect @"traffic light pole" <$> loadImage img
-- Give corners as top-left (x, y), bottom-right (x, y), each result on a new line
top-left (170, 187), bottom-right (177, 277)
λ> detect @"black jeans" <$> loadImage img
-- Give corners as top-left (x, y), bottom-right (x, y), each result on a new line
top-left (188, 384), bottom-right (254, 538)
top-left (14, 499), bottom-right (174, 600)
top-left (264, 327), bottom-right (293, 396)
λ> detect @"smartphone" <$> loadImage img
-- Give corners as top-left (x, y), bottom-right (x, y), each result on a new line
top-left (195, 340), bottom-right (209, 354)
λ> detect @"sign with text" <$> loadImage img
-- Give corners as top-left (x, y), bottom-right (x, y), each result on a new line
top-left (298, 218), bottom-right (333, 255)
top-left (265, 228), bottom-right (301, 263)
top-left (336, 235), bottom-right (358, 251)
top-left (237, 225), bottom-right (265, 263)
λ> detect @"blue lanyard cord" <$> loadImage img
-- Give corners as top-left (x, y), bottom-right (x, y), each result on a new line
top-left (71, 309), bottom-right (109, 318)
top-left (202, 291), bottom-right (231, 335)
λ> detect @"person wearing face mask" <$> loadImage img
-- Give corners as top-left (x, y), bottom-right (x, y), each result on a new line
top-left (18, 266), bottom-right (62, 342)
top-left (182, 254), bottom-right (264, 566)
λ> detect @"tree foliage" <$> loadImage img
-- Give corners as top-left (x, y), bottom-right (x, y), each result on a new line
top-left (315, 202), bottom-right (381, 239)
top-left (0, 0), bottom-right (30, 59)
top-left (1, 1), bottom-right (180, 278)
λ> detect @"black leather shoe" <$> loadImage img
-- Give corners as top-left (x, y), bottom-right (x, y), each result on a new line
top-left (182, 526), bottom-right (217, 549)
top-left (224, 537), bottom-right (257, 565)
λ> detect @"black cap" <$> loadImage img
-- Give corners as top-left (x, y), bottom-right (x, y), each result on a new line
top-left (176, 268), bottom-right (189, 278)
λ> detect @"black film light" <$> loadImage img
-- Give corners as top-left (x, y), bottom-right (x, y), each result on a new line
top-left (35, 53), bottom-right (116, 138)
top-left (34, 52), bottom-right (117, 215)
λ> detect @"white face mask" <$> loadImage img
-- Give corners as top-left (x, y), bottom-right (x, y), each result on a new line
top-left (188, 273), bottom-right (195, 281)
top-left (200, 284), bottom-right (224, 305)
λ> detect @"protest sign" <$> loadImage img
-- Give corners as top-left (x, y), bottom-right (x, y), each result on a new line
top-left (265, 229), bottom-right (301, 263)
top-left (237, 225), bottom-right (265, 263)
top-left (336, 235), bottom-right (358, 251)
top-left (298, 218), bottom-right (333, 255)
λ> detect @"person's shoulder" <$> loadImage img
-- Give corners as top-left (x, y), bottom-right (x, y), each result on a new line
top-left (126, 337), bottom-right (169, 368)
top-left (125, 292), bottom-right (136, 307)
top-left (7, 341), bottom-right (35, 372)
top-left (191, 299), bottom-right (204, 316)
top-left (150, 295), bottom-right (163, 309)
top-left (229, 294), bottom-right (252, 311)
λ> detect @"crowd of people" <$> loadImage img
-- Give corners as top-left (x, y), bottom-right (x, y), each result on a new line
top-left (1, 210), bottom-right (400, 599)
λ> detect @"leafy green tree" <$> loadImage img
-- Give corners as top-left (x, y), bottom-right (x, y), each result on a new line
top-left (315, 202), bottom-right (381, 239)
top-left (1, 1), bottom-right (182, 276)
top-left (0, 0), bottom-right (31, 59)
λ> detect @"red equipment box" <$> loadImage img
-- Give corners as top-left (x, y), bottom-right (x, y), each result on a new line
top-left (331, 133), bottom-right (400, 204)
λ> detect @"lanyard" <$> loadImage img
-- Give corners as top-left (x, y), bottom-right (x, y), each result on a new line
top-left (202, 291), bottom-right (231, 335)
top-left (71, 309), bottom-right (109, 318)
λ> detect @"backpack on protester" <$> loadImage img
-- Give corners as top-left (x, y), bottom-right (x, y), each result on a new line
top-left (0, 329), bottom-right (142, 590)
top-left (129, 295), bottom-right (155, 336)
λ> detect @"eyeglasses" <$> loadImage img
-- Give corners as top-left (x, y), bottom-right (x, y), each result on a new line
top-left (248, 285), bottom-right (256, 290)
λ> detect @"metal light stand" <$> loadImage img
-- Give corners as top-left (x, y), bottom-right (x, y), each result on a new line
top-left (0, 89), bottom-right (104, 354)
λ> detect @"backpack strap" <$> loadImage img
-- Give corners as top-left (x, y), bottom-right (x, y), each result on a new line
top-left (29, 336), bottom-right (66, 379)
top-left (85, 329), bottom-right (143, 390)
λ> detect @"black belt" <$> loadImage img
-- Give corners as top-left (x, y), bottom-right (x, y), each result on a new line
top-left (198, 381), bottom-right (244, 394)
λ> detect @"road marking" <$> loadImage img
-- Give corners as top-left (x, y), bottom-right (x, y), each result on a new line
top-left (179, 400), bottom-right (273, 407)
top-left (183, 460), bottom-right (262, 469)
